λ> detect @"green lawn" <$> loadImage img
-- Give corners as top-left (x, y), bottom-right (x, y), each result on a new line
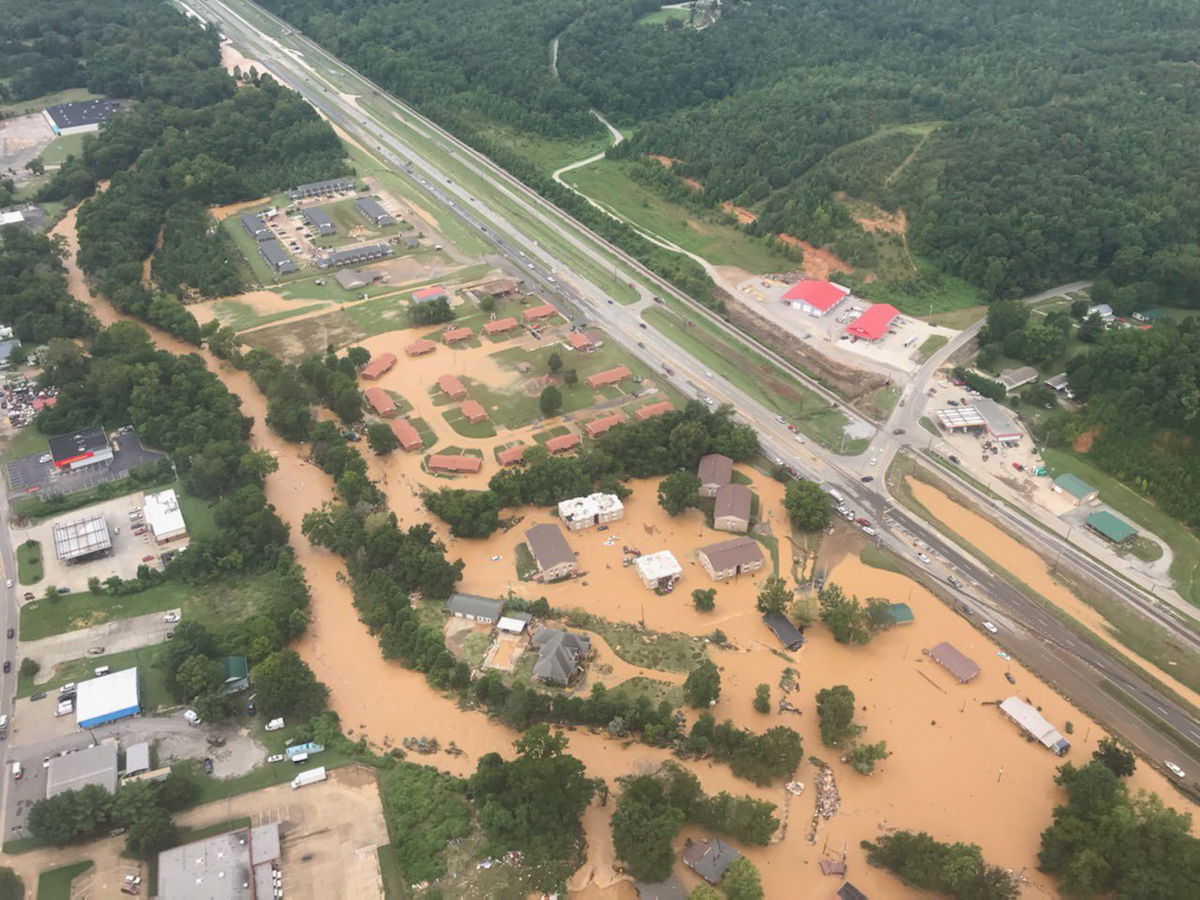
top-left (36, 860), bottom-right (93, 900)
top-left (563, 611), bottom-right (709, 673)
top-left (441, 407), bottom-right (497, 439)
top-left (204, 300), bottom-right (329, 333)
top-left (926, 305), bottom-right (988, 331)
top-left (19, 573), bottom-right (280, 641)
top-left (307, 196), bottom-right (410, 249)
top-left (563, 159), bottom-right (798, 275)
top-left (22, 645), bottom-right (171, 708)
top-left (872, 384), bottom-right (901, 418)
top-left (637, 7), bottom-right (692, 25)
top-left (1, 424), bottom-right (48, 462)
top-left (16, 540), bottom-right (43, 585)
top-left (37, 132), bottom-right (90, 167)
top-left (475, 120), bottom-right (611, 174)
top-left (915, 334), bottom-right (949, 363)
top-left (0, 88), bottom-right (100, 117)
top-left (859, 544), bottom-right (905, 575)
top-left (1041, 447), bottom-right (1200, 606)
top-left (857, 255), bottom-right (983, 318)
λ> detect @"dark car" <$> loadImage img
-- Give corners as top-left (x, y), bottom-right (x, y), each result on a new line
top-left (5, 628), bottom-right (12, 639)
top-left (892, 428), bottom-right (906, 435)
top-left (861, 475), bottom-right (874, 483)
top-left (30, 691), bottom-right (46, 701)
top-left (203, 758), bottom-right (214, 775)
top-left (948, 455), bottom-right (960, 464)
top-left (1, 661), bottom-right (9, 674)
top-left (1005, 672), bottom-right (1016, 684)
top-left (639, 322), bottom-right (647, 329)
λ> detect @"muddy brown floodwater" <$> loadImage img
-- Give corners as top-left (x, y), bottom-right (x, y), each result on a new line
top-left (49, 203), bottom-right (1198, 897)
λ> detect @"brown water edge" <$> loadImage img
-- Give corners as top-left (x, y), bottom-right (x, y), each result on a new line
top-left (906, 477), bottom-right (1200, 712)
top-left (48, 202), bottom-right (1196, 897)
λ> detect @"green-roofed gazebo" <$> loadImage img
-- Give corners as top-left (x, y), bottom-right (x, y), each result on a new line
top-left (1085, 511), bottom-right (1137, 544)
top-left (222, 656), bottom-right (250, 694)
top-left (1053, 473), bottom-right (1097, 503)
top-left (886, 602), bottom-right (914, 625)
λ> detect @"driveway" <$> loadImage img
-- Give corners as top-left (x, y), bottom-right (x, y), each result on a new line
top-left (20, 608), bottom-right (180, 674)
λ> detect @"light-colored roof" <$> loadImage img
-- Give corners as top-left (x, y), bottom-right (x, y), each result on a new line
top-left (973, 397), bottom-right (1022, 440)
top-left (936, 406), bottom-right (986, 429)
top-left (1054, 473), bottom-right (1095, 499)
top-left (47, 743), bottom-right (118, 798)
top-left (525, 523), bottom-right (575, 571)
top-left (157, 823), bottom-right (281, 900)
top-left (557, 493), bottom-right (623, 524)
top-left (52, 514), bottom-right (112, 561)
top-left (634, 550), bottom-right (682, 581)
top-left (143, 488), bottom-right (187, 539)
top-left (1045, 373), bottom-right (1070, 390)
top-left (497, 615), bottom-right (530, 633)
top-left (699, 537), bottom-right (764, 571)
top-left (999, 366), bottom-right (1038, 389)
top-left (999, 696), bottom-right (1069, 751)
top-left (76, 667), bottom-right (140, 728)
top-left (125, 742), bottom-right (151, 775)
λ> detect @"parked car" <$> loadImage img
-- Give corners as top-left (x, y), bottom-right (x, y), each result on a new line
top-left (4, 579), bottom-right (10, 588)
top-left (142, 555), bottom-right (155, 563)
top-left (87, 647), bottom-right (105, 656)
top-left (57, 586), bottom-right (69, 594)
top-left (892, 428), bottom-right (906, 435)
top-left (861, 475), bottom-right (874, 483)
top-left (183, 709), bottom-right (201, 726)
top-left (163, 613), bottom-right (180, 624)
top-left (265, 717), bottom-right (286, 732)
top-left (202, 758), bottom-right (214, 775)
top-left (2, 662), bottom-right (9, 674)
top-left (5, 629), bottom-right (11, 639)
top-left (948, 455), bottom-right (960, 464)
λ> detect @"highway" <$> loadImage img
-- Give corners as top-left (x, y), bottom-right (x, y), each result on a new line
top-left (182, 0), bottom-right (1200, 787)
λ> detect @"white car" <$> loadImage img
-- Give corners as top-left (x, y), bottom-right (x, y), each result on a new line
top-left (916, 552), bottom-right (931, 564)
top-left (861, 526), bottom-right (877, 537)
top-left (38, 453), bottom-right (51, 464)
top-left (982, 621), bottom-right (998, 634)
top-left (163, 612), bottom-right (180, 624)
top-left (1166, 761), bottom-right (1186, 778)
top-left (4, 579), bottom-right (10, 588)
top-left (265, 717), bottom-right (286, 732)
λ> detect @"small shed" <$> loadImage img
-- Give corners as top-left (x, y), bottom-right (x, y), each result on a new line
top-left (497, 612), bottom-right (532, 634)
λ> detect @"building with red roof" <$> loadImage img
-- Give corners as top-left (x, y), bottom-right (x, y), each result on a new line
top-left (497, 444), bottom-right (526, 466)
top-left (584, 412), bottom-right (626, 437)
top-left (405, 339), bottom-right (437, 357)
top-left (567, 332), bottom-right (595, 351)
top-left (412, 285), bottom-right (446, 303)
top-left (437, 374), bottom-right (467, 400)
top-left (443, 327), bottom-right (473, 343)
top-left (389, 418), bottom-right (422, 451)
top-left (428, 453), bottom-right (482, 474)
top-left (845, 304), bottom-right (900, 341)
top-left (635, 401), bottom-right (673, 421)
top-left (523, 304), bottom-right (557, 322)
top-left (363, 387), bottom-right (398, 418)
top-left (483, 317), bottom-right (519, 335)
top-left (32, 396), bottom-right (57, 411)
top-left (586, 365), bottom-right (632, 390)
top-left (545, 433), bottom-right (581, 454)
top-left (782, 280), bottom-right (850, 317)
top-left (460, 399), bottom-right (488, 423)
top-left (359, 352), bottom-right (396, 380)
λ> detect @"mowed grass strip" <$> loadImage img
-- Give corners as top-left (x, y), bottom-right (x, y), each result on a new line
top-left (36, 860), bottom-right (94, 900)
top-left (23, 644), bottom-right (172, 709)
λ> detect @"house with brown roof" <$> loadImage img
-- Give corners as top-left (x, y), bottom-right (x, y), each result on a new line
top-left (928, 642), bottom-right (981, 683)
top-left (567, 332), bottom-right (595, 351)
top-left (359, 352), bottom-right (396, 380)
top-left (523, 303), bottom-right (558, 322)
top-left (443, 326), bottom-right (473, 344)
top-left (437, 374), bottom-right (467, 400)
top-left (697, 537), bottom-right (764, 581)
top-left (635, 402), bottom-right (673, 421)
top-left (497, 444), bottom-right (526, 466)
top-left (584, 413), bottom-right (626, 437)
top-left (363, 387), bottom-right (398, 418)
top-left (713, 483), bottom-right (753, 533)
top-left (697, 453), bottom-right (733, 498)
top-left (477, 278), bottom-right (518, 297)
top-left (405, 339), bottom-right (437, 357)
top-left (460, 399), bottom-right (488, 423)
top-left (586, 365), bottom-right (632, 390)
top-left (483, 317), bottom-right (519, 335)
top-left (524, 523), bottom-right (577, 582)
top-left (545, 433), bottom-right (581, 454)
top-left (389, 418), bottom-right (422, 451)
top-left (428, 454), bottom-right (482, 474)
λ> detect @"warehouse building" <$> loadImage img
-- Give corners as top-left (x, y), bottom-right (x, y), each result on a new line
top-left (43, 99), bottom-right (120, 135)
top-left (782, 280), bottom-right (849, 317)
top-left (303, 207), bottom-right (336, 236)
top-left (999, 696), bottom-right (1071, 755)
top-left (974, 398), bottom-right (1023, 443)
top-left (557, 492), bottom-right (624, 531)
top-left (239, 213), bottom-right (272, 241)
top-left (1085, 510), bottom-right (1137, 545)
top-left (259, 239), bottom-right (298, 274)
top-left (49, 425), bottom-right (113, 471)
top-left (1053, 473), bottom-right (1098, 506)
top-left (697, 537), bottom-right (764, 581)
top-left (289, 177), bottom-right (355, 200)
top-left (355, 196), bottom-right (396, 226)
top-left (46, 743), bottom-right (118, 798)
top-left (634, 550), bottom-right (682, 591)
top-left (697, 453), bottom-right (733, 498)
top-left (524, 523), bottom-right (577, 582)
top-left (928, 642), bottom-right (980, 683)
top-left (143, 488), bottom-right (188, 545)
top-left (76, 667), bottom-right (140, 729)
top-left (334, 267), bottom-right (379, 291)
top-left (317, 243), bottom-right (391, 269)
top-left (158, 822), bottom-right (282, 900)
top-left (845, 304), bottom-right (900, 341)
top-left (53, 513), bottom-right (113, 563)
top-left (713, 483), bottom-right (753, 533)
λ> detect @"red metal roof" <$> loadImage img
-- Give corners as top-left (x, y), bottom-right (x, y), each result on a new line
top-left (567, 332), bottom-right (594, 350)
top-left (545, 433), bottom-right (581, 453)
top-left (389, 418), bottom-right (422, 450)
top-left (845, 303), bottom-right (900, 340)
top-left (782, 280), bottom-right (849, 311)
top-left (428, 453), bottom-right (482, 473)
top-left (413, 285), bottom-right (446, 300)
top-left (360, 352), bottom-right (397, 380)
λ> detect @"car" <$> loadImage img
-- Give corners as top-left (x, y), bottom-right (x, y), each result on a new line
top-left (639, 322), bottom-right (647, 329)
top-left (774, 415), bottom-right (786, 424)
top-left (87, 647), bottom-right (105, 656)
top-left (948, 455), bottom-right (960, 464)
top-left (947, 575), bottom-right (962, 588)
top-left (704, 370), bottom-right (715, 378)
top-left (163, 613), bottom-right (180, 624)
top-left (23, 593), bottom-right (33, 601)
top-left (855, 517), bottom-right (870, 527)
top-left (183, 709), bottom-right (201, 725)
top-left (947, 399), bottom-right (959, 406)
top-left (203, 758), bottom-right (214, 775)
top-left (4, 579), bottom-right (10, 588)
top-left (794, 434), bottom-right (805, 443)
top-left (862, 526), bottom-right (878, 536)
top-left (5, 629), bottom-right (12, 639)
top-left (1005, 672), bottom-right (1016, 684)
top-left (892, 428), bottom-right (906, 435)
top-left (57, 586), bottom-right (69, 594)
top-left (916, 552), bottom-right (931, 564)
top-left (861, 475), bottom-right (874, 483)
top-left (2, 662), bottom-right (9, 674)
top-left (266, 753), bottom-right (284, 763)
top-left (42, 756), bottom-right (50, 769)
top-left (982, 621), bottom-right (999, 634)
top-left (142, 555), bottom-right (155, 563)
top-left (59, 683), bottom-right (75, 694)
top-left (606, 298), bottom-right (614, 304)
top-left (1166, 761), bottom-right (1187, 778)
top-left (637, 341), bottom-right (645, 348)
top-left (38, 453), bottom-right (51, 463)
top-left (30, 692), bottom-right (45, 701)
top-left (265, 717), bottom-right (286, 731)
top-left (165, 631), bottom-right (174, 640)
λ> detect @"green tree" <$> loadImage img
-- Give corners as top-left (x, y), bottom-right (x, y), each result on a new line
top-left (0, 867), bottom-right (23, 900)
top-left (753, 683), bottom-right (770, 714)
top-left (610, 775), bottom-right (686, 881)
top-left (864, 830), bottom-right (1018, 899)
top-left (984, 299), bottom-right (1030, 343)
top-left (657, 470), bottom-right (701, 515)
top-left (539, 384), bottom-right (563, 416)
top-left (722, 858), bottom-right (765, 900)
top-left (818, 583), bottom-right (873, 644)
top-left (688, 887), bottom-right (721, 900)
top-left (683, 659), bottom-right (721, 708)
top-left (547, 351), bottom-right (563, 373)
top-left (755, 575), bottom-right (792, 615)
top-left (845, 741), bottom-right (891, 774)
top-left (410, 297), bottom-right (454, 325)
top-left (378, 764), bottom-right (471, 883)
top-left (692, 587), bottom-right (716, 612)
top-left (366, 422), bottom-right (399, 455)
top-left (19, 657), bottom-right (39, 679)
top-left (1092, 738), bottom-right (1136, 777)
top-left (251, 649), bottom-right (328, 722)
top-left (564, 368), bottom-right (579, 386)
top-left (175, 654), bottom-right (224, 700)
top-left (479, 295), bottom-right (497, 312)
top-left (424, 488), bottom-right (501, 538)
top-left (816, 685), bottom-right (859, 747)
top-left (1070, 298), bottom-right (1090, 318)
top-left (783, 479), bottom-right (830, 531)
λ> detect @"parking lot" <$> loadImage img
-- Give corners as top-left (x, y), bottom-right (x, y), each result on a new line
top-left (5, 430), bottom-right (165, 499)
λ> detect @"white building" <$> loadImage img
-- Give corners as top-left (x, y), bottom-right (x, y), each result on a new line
top-left (143, 488), bottom-right (188, 545)
top-left (557, 492), bottom-right (624, 531)
top-left (634, 551), bottom-right (682, 590)
top-left (998, 696), bottom-right (1070, 755)
top-left (76, 667), bottom-right (140, 729)
top-left (1086, 303), bottom-right (1114, 322)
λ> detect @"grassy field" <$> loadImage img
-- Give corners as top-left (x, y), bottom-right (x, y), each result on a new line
top-left (915, 334), bottom-right (949, 362)
top-left (0, 88), bottom-right (100, 117)
top-left (308, 196), bottom-right (409, 249)
top-left (205, 299), bottom-right (329, 333)
top-left (22, 644), bottom-right (171, 708)
top-left (37, 132), bottom-right (90, 167)
top-left (859, 544), bottom-right (906, 575)
top-left (36, 860), bottom-right (93, 900)
top-left (927, 305), bottom-right (987, 330)
top-left (16, 540), bottom-right (43, 585)
top-left (563, 159), bottom-right (798, 274)
top-left (1, 424), bottom-right (48, 462)
top-left (637, 7), bottom-right (692, 25)
top-left (441, 407), bottom-right (497, 438)
top-left (475, 121), bottom-right (611, 174)
top-left (861, 255), bottom-right (983, 318)
top-left (19, 573), bottom-right (278, 641)
top-left (1041, 447), bottom-right (1200, 606)
top-left (563, 611), bottom-right (709, 672)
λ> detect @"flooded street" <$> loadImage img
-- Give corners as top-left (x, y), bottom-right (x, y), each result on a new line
top-left (46, 203), bottom-right (1198, 897)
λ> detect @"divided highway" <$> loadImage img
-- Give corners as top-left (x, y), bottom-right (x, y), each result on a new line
top-left (182, 0), bottom-right (1200, 786)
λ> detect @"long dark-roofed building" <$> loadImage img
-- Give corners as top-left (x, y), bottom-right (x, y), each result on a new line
top-left (240, 213), bottom-right (271, 241)
top-left (317, 243), bottom-right (392, 269)
top-left (303, 207), bottom-right (336, 236)
top-left (49, 425), bottom-right (112, 471)
top-left (288, 177), bottom-right (355, 200)
top-left (43, 99), bottom-right (120, 135)
top-left (259, 239), bottom-right (298, 274)
top-left (928, 641), bottom-right (981, 683)
top-left (355, 196), bottom-right (397, 226)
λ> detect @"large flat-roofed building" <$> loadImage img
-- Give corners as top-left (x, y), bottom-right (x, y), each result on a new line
top-left (524, 523), bottom-right (577, 582)
top-left (239, 213), bottom-right (272, 241)
top-left (46, 743), bottom-right (118, 798)
top-left (143, 488), bottom-right (188, 545)
top-left (713, 483), bottom-right (753, 533)
top-left (558, 492), bottom-right (624, 531)
top-left (76, 667), bottom-right (140, 729)
top-left (928, 642), bottom-right (980, 683)
top-left (49, 425), bottom-right (113, 471)
top-left (44, 99), bottom-right (120, 135)
top-left (697, 453), bottom-right (733, 498)
top-left (158, 822), bottom-right (282, 900)
top-left (697, 537), bottom-right (764, 581)
top-left (289, 177), bottom-right (355, 200)
top-left (303, 206), bottom-right (336, 236)
top-left (973, 397), bottom-right (1023, 443)
top-left (317, 243), bottom-right (391, 269)
top-left (355, 196), bottom-right (397, 226)
top-left (998, 696), bottom-right (1071, 755)
top-left (782, 280), bottom-right (849, 317)
top-left (259, 238), bottom-right (298, 274)
top-left (634, 550), bottom-right (682, 590)
top-left (936, 406), bottom-right (986, 431)
top-left (53, 513), bottom-right (112, 563)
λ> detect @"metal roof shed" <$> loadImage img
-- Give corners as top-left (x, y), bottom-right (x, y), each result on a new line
top-left (76, 667), bottom-right (140, 729)
top-left (124, 741), bottom-right (151, 776)
top-left (1086, 510), bottom-right (1137, 543)
top-left (1053, 473), bottom-right (1097, 502)
top-left (47, 743), bottom-right (118, 797)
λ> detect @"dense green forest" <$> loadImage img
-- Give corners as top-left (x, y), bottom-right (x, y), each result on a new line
top-left (261, 0), bottom-right (1200, 300)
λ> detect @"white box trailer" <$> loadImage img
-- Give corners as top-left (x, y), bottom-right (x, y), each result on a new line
top-left (291, 766), bottom-right (326, 789)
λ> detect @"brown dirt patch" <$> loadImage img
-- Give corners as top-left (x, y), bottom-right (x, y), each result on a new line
top-left (647, 154), bottom-right (681, 168)
top-left (775, 233), bottom-right (853, 279)
top-left (1073, 427), bottom-right (1100, 453)
top-left (721, 202), bottom-right (757, 225)
top-left (680, 177), bottom-right (702, 192)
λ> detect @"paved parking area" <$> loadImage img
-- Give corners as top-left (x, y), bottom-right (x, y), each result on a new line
top-left (6, 431), bottom-right (165, 498)
top-left (22, 609), bottom-right (180, 673)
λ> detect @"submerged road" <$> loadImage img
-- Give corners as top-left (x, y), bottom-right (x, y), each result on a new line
top-left (182, 0), bottom-right (1200, 788)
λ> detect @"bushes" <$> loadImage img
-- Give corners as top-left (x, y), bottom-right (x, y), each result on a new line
top-left (378, 764), bottom-right (471, 883)
top-left (863, 830), bottom-right (1017, 899)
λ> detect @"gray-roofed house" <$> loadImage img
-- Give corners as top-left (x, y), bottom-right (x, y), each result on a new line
top-left (524, 523), bottom-right (577, 582)
top-left (259, 238), bottom-right (298, 274)
top-left (531, 628), bottom-right (591, 685)
top-left (47, 743), bottom-right (118, 798)
top-left (124, 742), bottom-right (151, 776)
top-left (317, 243), bottom-right (392, 269)
top-left (444, 593), bottom-right (503, 624)
top-left (928, 641), bottom-right (981, 683)
top-left (1045, 373), bottom-right (1070, 392)
top-left (682, 837), bottom-right (743, 884)
top-left (838, 884), bottom-right (868, 900)
top-left (288, 177), bottom-right (356, 200)
top-left (762, 613), bottom-right (805, 651)
top-left (240, 213), bottom-right (272, 241)
top-left (697, 453), bottom-right (733, 498)
top-left (999, 365), bottom-right (1038, 391)
top-left (303, 206), bottom-right (336, 236)
top-left (334, 267), bottom-right (379, 291)
top-left (697, 537), bottom-right (764, 581)
top-left (634, 875), bottom-right (689, 900)
top-left (355, 196), bottom-right (397, 226)
top-left (713, 483), bottom-right (753, 533)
